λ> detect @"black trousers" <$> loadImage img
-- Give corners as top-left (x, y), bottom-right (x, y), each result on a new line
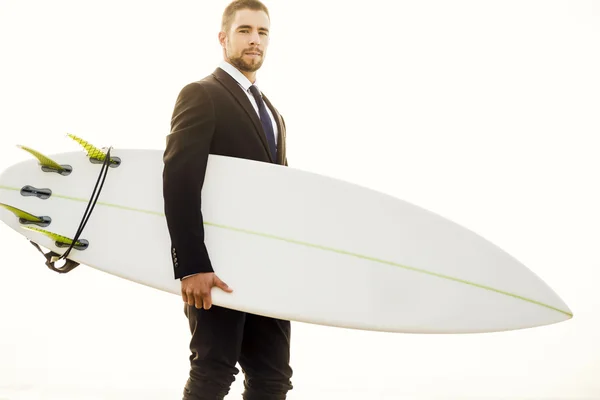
top-left (182, 304), bottom-right (293, 400)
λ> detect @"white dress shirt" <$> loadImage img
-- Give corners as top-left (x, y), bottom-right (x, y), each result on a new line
top-left (218, 60), bottom-right (278, 144)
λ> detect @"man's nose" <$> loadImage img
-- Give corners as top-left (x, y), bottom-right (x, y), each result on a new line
top-left (249, 31), bottom-right (261, 45)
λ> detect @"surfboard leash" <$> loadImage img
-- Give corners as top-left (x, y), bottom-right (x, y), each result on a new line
top-left (30, 146), bottom-right (113, 274)
top-left (30, 241), bottom-right (80, 274)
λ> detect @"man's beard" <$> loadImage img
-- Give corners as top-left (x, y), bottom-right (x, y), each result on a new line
top-left (228, 50), bottom-right (264, 72)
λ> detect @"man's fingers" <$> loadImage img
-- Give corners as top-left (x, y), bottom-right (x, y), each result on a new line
top-left (202, 290), bottom-right (212, 310)
top-left (192, 291), bottom-right (203, 309)
top-left (194, 297), bottom-right (203, 309)
top-left (215, 276), bottom-right (233, 293)
top-left (181, 273), bottom-right (232, 311)
top-left (186, 290), bottom-right (195, 306)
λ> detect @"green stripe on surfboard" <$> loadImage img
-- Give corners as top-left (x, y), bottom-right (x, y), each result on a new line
top-left (203, 221), bottom-right (572, 318)
top-left (0, 186), bottom-right (161, 216)
top-left (0, 185), bottom-right (21, 192)
top-left (0, 185), bottom-right (572, 318)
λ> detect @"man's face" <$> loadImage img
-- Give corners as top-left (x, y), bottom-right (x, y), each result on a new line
top-left (221, 9), bottom-right (270, 73)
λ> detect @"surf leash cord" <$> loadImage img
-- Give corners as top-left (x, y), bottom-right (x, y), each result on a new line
top-left (31, 147), bottom-right (113, 274)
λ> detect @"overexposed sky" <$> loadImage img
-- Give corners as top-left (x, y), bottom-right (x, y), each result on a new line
top-left (0, 0), bottom-right (599, 398)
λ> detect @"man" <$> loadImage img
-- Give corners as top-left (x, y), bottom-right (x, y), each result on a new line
top-left (162, 1), bottom-right (293, 399)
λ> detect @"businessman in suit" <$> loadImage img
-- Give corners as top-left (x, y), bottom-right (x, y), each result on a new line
top-left (162, 1), bottom-right (293, 399)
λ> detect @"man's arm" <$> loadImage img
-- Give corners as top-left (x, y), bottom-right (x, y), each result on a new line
top-left (163, 82), bottom-right (215, 279)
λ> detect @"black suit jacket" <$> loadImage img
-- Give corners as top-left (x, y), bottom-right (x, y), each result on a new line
top-left (162, 67), bottom-right (288, 279)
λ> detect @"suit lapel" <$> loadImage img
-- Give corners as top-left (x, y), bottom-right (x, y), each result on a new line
top-left (212, 68), bottom-right (274, 163)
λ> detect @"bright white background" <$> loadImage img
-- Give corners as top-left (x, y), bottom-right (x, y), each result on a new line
top-left (0, 0), bottom-right (599, 398)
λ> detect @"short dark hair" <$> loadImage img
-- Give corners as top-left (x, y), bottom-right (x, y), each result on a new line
top-left (221, 0), bottom-right (270, 32)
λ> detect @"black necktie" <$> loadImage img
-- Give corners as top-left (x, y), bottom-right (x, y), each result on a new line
top-left (249, 85), bottom-right (277, 161)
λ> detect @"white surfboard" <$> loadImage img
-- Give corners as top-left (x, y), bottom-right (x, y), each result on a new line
top-left (0, 140), bottom-right (573, 334)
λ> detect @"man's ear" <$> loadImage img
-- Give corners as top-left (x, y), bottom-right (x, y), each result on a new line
top-left (218, 31), bottom-right (227, 48)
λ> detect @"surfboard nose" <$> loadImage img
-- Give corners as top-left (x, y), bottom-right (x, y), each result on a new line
top-left (552, 290), bottom-right (573, 319)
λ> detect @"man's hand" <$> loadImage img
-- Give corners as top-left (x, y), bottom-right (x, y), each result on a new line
top-left (181, 272), bottom-right (233, 310)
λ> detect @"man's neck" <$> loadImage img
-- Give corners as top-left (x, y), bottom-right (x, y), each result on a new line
top-left (223, 60), bottom-right (257, 84)
top-left (243, 71), bottom-right (257, 84)
top-left (236, 66), bottom-right (256, 84)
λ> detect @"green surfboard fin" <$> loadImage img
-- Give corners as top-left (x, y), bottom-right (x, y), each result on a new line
top-left (24, 226), bottom-right (89, 250)
top-left (17, 145), bottom-right (71, 175)
top-left (67, 133), bottom-right (120, 166)
top-left (0, 202), bottom-right (51, 227)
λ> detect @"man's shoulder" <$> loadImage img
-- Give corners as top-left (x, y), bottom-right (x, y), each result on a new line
top-left (182, 72), bottom-right (220, 91)
top-left (174, 73), bottom-right (225, 104)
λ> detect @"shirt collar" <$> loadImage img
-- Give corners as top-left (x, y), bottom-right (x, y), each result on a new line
top-left (218, 60), bottom-right (259, 93)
